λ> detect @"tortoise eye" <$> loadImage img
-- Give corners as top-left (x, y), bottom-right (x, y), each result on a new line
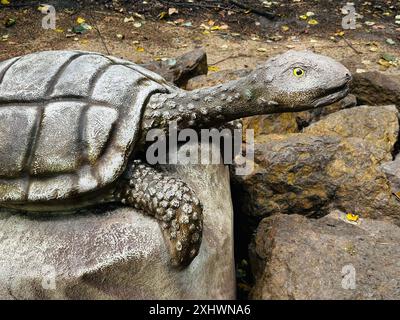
top-left (293, 67), bottom-right (305, 78)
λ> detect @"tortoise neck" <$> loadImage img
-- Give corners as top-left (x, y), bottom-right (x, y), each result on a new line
top-left (141, 76), bottom-right (276, 135)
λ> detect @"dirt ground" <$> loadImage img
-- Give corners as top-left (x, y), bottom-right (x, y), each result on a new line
top-left (1, 0), bottom-right (399, 75)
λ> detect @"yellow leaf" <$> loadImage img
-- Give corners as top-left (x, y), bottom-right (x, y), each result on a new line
top-left (346, 213), bottom-right (359, 222)
top-left (208, 66), bottom-right (220, 72)
top-left (136, 47), bottom-right (145, 52)
top-left (158, 11), bottom-right (167, 20)
top-left (55, 28), bottom-right (64, 33)
top-left (378, 58), bottom-right (391, 68)
top-left (76, 17), bottom-right (86, 24)
top-left (257, 47), bottom-right (267, 52)
top-left (281, 25), bottom-right (289, 32)
top-left (1, 0), bottom-right (10, 5)
top-left (308, 19), bottom-right (318, 25)
top-left (335, 31), bottom-right (345, 37)
top-left (299, 15), bottom-right (307, 20)
top-left (202, 30), bottom-right (210, 35)
top-left (210, 26), bottom-right (221, 31)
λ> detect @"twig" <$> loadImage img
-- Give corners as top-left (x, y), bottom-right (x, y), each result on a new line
top-left (87, 11), bottom-right (110, 56)
top-left (229, 0), bottom-right (275, 19)
top-left (341, 36), bottom-right (363, 54)
top-left (209, 53), bottom-right (252, 65)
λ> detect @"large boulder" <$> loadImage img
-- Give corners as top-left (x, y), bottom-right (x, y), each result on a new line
top-left (381, 153), bottom-right (400, 194)
top-left (341, 57), bottom-right (400, 107)
top-left (233, 104), bottom-right (400, 223)
top-left (0, 144), bottom-right (235, 299)
top-left (304, 105), bottom-right (399, 155)
top-left (249, 212), bottom-right (400, 300)
top-left (232, 133), bottom-right (400, 223)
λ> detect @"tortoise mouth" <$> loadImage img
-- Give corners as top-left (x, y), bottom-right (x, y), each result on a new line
top-left (312, 81), bottom-right (350, 108)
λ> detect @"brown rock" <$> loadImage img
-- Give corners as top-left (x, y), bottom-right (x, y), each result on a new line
top-left (232, 133), bottom-right (400, 223)
top-left (141, 49), bottom-right (208, 87)
top-left (341, 58), bottom-right (400, 107)
top-left (304, 105), bottom-right (399, 155)
top-left (250, 212), bottom-right (400, 300)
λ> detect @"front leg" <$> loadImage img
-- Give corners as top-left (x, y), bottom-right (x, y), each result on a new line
top-left (114, 160), bottom-right (203, 268)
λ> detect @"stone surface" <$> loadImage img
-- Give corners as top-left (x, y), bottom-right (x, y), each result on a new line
top-left (341, 58), bottom-right (400, 107)
top-left (0, 144), bottom-right (235, 299)
top-left (381, 153), bottom-right (400, 193)
top-left (249, 212), bottom-right (400, 300)
top-left (142, 49), bottom-right (208, 87)
top-left (232, 133), bottom-right (400, 223)
top-left (304, 105), bottom-right (399, 155)
top-left (296, 94), bottom-right (357, 129)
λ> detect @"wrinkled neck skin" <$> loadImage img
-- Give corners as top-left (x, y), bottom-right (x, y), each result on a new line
top-left (141, 76), bottom-right (281, 139)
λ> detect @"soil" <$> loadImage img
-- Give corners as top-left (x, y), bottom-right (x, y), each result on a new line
top-left (1, 0), bottom-right (399, 75)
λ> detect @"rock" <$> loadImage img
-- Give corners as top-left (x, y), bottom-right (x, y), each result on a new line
top-left (341, 58), bottom-right (400, 107)
top-left (249, 212), bottom-right (400, 300)
top-left (381, 153), bottom-right (400, 193)
top-left (0, 144), bottom-right (235, 299)
top-left (304, 105), bottom-right (399, 155)
top-left (242, 113), bottom-right (299, 138)
top-left (351, 72), bottom-right (400, 107)
top-left (185, 68), bottom-right (251, 90)
top-left (141, 49), bottom-right (208, 87)
top-left (232, 133), bottom-right (400, 223)
top-left (296, 94), bottom-right (357, 129)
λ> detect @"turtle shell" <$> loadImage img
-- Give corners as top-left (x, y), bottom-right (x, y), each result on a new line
top-left (0, 50), bottom-right (172, 204)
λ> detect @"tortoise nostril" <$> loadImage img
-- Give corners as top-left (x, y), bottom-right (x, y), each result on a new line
top-left (345, 73), bottom-right (352, 81)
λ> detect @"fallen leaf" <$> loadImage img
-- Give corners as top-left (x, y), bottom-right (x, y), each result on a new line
top-left (208, 66), bottom-right (220, 72)
top-left (281, 25), bottom-right (289, 32)
top-left (1, 0), bottom-right (10, 5)
top-left (308, 19), bottom-right (318, 25)
top-left (136, 46), bottom-right (145, 52)
top-left (346, 213), bottom-right (359, 222)
top-left (299, 15), bottom-right (307, 20)
top-left (76, 17), bottom-right (86, 24)
top-left (158, 11), bottom-right (167, 20)
top-left (133, 22), bottom-right (142, 28)
top-left (386, 38), bottom-right (395, 45)
top-left (4, 18), bottom-right (16, 28)
top-left (116, 33), bottom-right (125, 40)
top-left (168, 7), bottom-right (178, 15)
top-left (378, 58), bottom-right (391, 67)
top-left (124, 17), bottom-right (135, 23)
top-left (257, 47), bottom-right (267, 52)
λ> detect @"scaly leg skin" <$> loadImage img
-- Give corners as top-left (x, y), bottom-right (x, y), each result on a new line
top-left (114, 160), bottom-right (203, 268)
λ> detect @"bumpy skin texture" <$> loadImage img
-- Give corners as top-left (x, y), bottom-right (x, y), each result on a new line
top-left (115, 160), bottom-right (203, 267)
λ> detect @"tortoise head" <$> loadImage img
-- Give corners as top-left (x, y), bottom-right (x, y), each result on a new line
top-left (248, 50), bottom-right (352, 111)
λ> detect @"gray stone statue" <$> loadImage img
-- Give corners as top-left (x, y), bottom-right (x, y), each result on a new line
top-left (0, 50), bottom-right (351, 267)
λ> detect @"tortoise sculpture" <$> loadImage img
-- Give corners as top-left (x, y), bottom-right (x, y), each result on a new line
top-left (0, 50), bottom-right (351, 267)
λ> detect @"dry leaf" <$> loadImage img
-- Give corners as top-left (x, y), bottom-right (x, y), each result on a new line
top-left (208, 66), bottom-right (220, 72)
